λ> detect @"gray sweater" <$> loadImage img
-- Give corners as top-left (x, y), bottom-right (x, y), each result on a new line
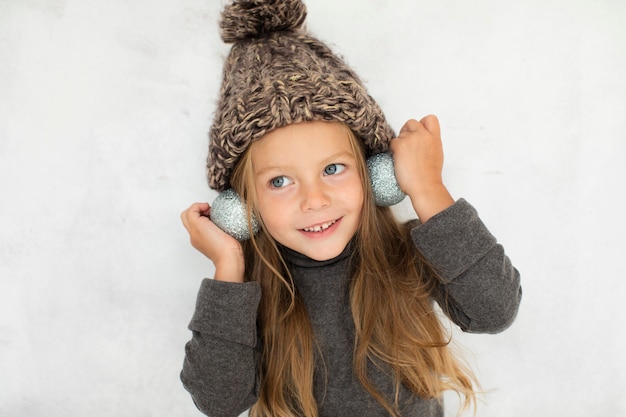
top-left (181, 199), bottom-right (522, 417)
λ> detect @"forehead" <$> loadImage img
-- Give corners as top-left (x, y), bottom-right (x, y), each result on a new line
top-left (250, 121), bottom-right (355, 169)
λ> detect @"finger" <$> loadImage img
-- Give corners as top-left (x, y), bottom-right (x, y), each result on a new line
top-left (399, 118), bottom-right (422, 134)
top-left (189, 202), bottom-right (210, 216)
top-left (419, 114), bottom-right (440, 137)
top-left (180, 208), bottom-right (190, 230)
top-left (197, 202), bottom-right (211, 217)
top-left (181, 203), bottom-right (210, 224)
top-left (193, 202), bottom-right (210, 213)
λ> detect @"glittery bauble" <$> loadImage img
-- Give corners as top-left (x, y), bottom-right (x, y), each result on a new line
top-left (210, 188), bottom-right (259, 241)
top-left (367, 153), bottom-right (406, 206)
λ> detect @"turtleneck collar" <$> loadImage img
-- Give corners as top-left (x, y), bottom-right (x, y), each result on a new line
top-left (280, 240), bottom-right (356, 269)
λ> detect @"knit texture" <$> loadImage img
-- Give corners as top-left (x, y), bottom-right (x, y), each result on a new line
top-left (207, 0), bottom-right (396, 191)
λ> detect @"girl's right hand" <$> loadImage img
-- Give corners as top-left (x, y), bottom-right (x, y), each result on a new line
top-left (180, 202), bottom-right (245, 283)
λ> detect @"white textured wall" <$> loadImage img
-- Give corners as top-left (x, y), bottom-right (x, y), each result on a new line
top-left (1, 0), bottom-right (625, 416)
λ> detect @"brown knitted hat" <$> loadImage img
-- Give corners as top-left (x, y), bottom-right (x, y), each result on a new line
top-left (207, 0), bottom-right (396, 192)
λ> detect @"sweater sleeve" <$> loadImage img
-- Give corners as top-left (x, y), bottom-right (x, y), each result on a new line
top-left (410, 199), bottom-right (522, 334)
top-left (181, 278), bottom-right (261, 417)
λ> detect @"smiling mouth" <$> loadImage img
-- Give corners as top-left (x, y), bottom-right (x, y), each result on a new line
top-left (302, 220), bottom-right (337, 233)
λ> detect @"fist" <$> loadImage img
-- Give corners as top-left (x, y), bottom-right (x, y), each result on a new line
top-left (390, 115), bottom-right (453, 222)
top-left (390, 115), bottom-right (444, 198)
top-left (180, 202), bottom-right (245, 282)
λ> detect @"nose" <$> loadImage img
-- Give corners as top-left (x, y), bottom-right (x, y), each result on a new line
top-left (300, 179), bottom-right (330, 212)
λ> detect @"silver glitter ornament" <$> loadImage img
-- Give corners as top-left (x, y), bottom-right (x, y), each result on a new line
top-left (367, 153), bottom-right (406, 206)
top-left (210, 188), bottom-right (259, 241)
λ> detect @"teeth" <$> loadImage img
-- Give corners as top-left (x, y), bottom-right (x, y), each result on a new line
top-left (303, 220), bottom-right (336, 232)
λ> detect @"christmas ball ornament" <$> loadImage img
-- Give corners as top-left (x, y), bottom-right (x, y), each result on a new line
top-left (367, 153), bottom-right (406, 206)
top-left (210, 188), bottom-right (259, 241)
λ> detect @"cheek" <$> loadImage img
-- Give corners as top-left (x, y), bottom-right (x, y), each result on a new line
top-left (344, 177), bottom-right (365, 210)
top-left (255, 190), bottom-right (288, 237)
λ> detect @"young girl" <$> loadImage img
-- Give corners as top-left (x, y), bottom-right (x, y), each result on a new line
top-left (180, 1), bottom-right (521, 416)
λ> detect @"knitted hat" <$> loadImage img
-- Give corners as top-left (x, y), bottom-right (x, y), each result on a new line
top-left (207, 0), bottom-right (396, 192)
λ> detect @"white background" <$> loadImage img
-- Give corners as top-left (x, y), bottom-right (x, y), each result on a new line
top-left (1, 0), bottom-right (625, 416)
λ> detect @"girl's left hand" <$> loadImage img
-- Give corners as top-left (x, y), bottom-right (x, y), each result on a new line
top-left (390, 115), bottom-right (454, 223)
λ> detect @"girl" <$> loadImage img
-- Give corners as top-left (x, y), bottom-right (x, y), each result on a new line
top-left (180, 1), bottom-right (521, 416)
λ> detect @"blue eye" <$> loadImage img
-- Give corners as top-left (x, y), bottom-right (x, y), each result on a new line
top-left (270, 176), bottom-right (292, 188)
top-left (324, 164), bottom-right (345, 176)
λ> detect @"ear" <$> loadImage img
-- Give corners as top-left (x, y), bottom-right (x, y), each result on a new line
top-left (210, 153), bottom-right (405, 240)
top-left (367, 153), bottom-right (406, 206)
top-left (210, 188), bottom-right (259, 241)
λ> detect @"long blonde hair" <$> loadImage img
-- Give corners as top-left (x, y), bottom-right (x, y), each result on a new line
top-left (230, 123), bottom-right (477, 417)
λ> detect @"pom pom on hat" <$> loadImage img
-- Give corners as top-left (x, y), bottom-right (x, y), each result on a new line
top-left (207, 0), bottom-right (396, 192)
top-left (220, 0), bottom-right (307, 43)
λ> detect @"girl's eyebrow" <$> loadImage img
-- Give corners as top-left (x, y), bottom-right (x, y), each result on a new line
top-left (254, 164), bottom-right (288, 177)
top-left (323, 150), bottom-right (355, 163)
top-left (254, 150), bottom-right (355, 176)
